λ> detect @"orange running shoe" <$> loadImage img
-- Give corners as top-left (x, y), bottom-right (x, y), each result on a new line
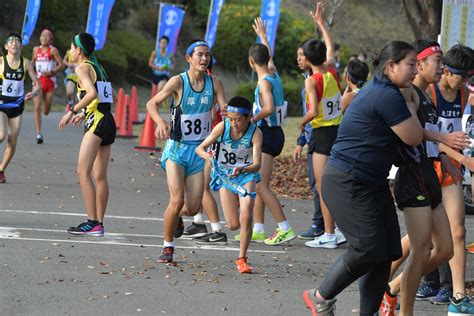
top-left (379, 291), bottom-right (397, 316)
top-left (467, 242), bottom-right (474, 254)
top-left (235, 257), bottom-right (253, 274)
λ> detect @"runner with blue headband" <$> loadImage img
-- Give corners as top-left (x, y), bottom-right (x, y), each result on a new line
top-left (0, 32), bottom-right (40, 184)
top-left (146, 39), bottom-right (226, 263)
top-left (196, 96), bottom-right (263, 274)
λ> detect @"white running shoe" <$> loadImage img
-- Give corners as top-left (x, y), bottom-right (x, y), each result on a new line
top-left (335, 228), bottom-right (347, 245)
top-left (305, 233), bottom-right (337, 249)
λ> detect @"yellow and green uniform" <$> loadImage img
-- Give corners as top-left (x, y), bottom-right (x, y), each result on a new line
top-left (77, 61), bottom-right (116, 146)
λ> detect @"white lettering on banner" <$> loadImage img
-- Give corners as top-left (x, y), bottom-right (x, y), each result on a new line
top-left (218, 144), bottom-right (253, 168)
top-left (2, 79), bottom-right (24, 97)
top-left (164, 28), bottom-right (171, 36)
top-left (97, 81), bottom-right (113, 103)
top-left (180, 112), bottom-right (211, 141)
top-left (94, 3), bottom-right (105, 37)
top-left (322, 95), bottom-right (342, 120)
top-left (266, 1), bottom-right (276, 16)
top-left (165, 10), bottom-right (178, 26)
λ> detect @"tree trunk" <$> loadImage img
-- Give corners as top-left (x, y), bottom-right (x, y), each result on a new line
top-left (403, 0), bottom-right (442, 40)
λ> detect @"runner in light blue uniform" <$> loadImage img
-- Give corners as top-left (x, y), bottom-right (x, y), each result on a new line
top-left (253, 72), bottom-right (287, 129)
top-left (160, 71), bottom-right (214, 176)
top-left (212, 117), bottom-right (260, 188)
top-left (146, 40), bottom-right (226, 263)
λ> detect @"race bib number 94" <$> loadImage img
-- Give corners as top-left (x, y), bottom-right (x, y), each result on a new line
top-left (97, 81), bottom-right (113, 103)
top-left (322, 95), bottom-right (342, 120)
top-left (181, 112), bottom-right (212, 141)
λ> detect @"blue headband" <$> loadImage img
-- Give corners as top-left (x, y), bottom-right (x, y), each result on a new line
top-left (446, 65), bottom-right (469, 77)
top-left (227, 105), bottom-right (251, 115)
top-left (186, 41), bottom-right (209, 56)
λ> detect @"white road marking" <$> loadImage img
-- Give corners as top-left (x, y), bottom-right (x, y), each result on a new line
top-left (0, 227), bottom-right (286, 254)
top-left (0, 209), bottom-right (225, 224)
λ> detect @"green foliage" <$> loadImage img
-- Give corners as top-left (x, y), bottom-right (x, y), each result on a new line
top-left (234, 75), bottom-right (304, 117)
top-left (37, 0), bottom-right (88, 33)
top-left (211, 3), bottom-right (314, 76)
top-left (95, 30), bottom-right (154, 82)
top-left (132, 3), bottom-right (158, 37)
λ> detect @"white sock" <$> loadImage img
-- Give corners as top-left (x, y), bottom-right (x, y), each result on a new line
top-left (163, 240), bottom-right (174, 248)
top-left (277, 221), bottom-right (290, 232)
top-left (253, 223), bottom-right (265, 233)
top-left (325, 233), bottom-right (335, 238)
top-left (193, 212), bottom-right (204, 224)
top-left (210, 222), bottom-right (222, 233)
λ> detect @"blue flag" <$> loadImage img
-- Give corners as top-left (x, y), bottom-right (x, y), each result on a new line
top-left (157, 3), bottom-right (185, 54)
top-left (204, 0), bottom-right (225, 49)
top-left (86, 0), bottom-right (115, 51)
top-left (257, 0), bottom-right (280, 55)
top-left (21, 0), bottom-right (41, 46)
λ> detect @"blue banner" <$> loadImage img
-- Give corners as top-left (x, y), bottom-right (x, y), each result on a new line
top-left (21, 0), bottom-right (41, 46)
top-left (204, 0), bottom-right (225, 49)
top-left (157, 3), bottom-right (185, 54)
top-left (86, 0), bottom-right (115, 51)
top-left (257, 0), bottom-right (280, 55)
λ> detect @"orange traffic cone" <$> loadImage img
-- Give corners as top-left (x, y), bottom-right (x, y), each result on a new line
top-left (114, 88), bottom-right (125, 129)
top-left (117, 94), bottom-right (137, 139)
top-left (134, 112), bottom-right (161, 152)
top-left (130, 86), bottom-right (143, 125)
top-left (150, 84), bottom-right (157, 98)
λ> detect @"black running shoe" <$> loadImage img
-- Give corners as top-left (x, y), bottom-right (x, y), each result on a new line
top-left (158, 246), bottom-right (174, 263)
top-left (195, 232), bottom-right (228, 245)
top-left (182, 222), bottom-right (208, 238)
top-left (174, 217), bottom-right (184, 238)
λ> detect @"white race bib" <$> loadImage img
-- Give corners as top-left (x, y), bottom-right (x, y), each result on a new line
top-left (425, 122), bottom-right (439, 158)
top-left (36, 60), bottom-right (53, 75)
top-left (218, 144), bottom-right (253, 168)
top-left (275, 101), bottom-right (288, 126)
top-left (2, 79), bottom-right (24, 97)
top-left (437, 117), bottom-right (462, 134)
top-left (181, 112), bottom-right (212, 141)
top-left (322, 95), bottom-right (342, 120)
top-left (97, 81), bottom-right (113, 103)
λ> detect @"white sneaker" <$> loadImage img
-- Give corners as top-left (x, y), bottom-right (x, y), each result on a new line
top-left (305, 233), bottom-right (337, 249)
top-left (335, 228), bottom-right (347, 245)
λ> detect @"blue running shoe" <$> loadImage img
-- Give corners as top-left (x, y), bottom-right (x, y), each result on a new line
top-left (298, 226), bottom-right (324, 240)
top-left (416, 284), bottom-right (438, 301)
top-left (68, 221), bottom-right (104, 236)
top-left (430, 288), bottom-right (452, 305)
top-left (448, 296), bottom-right (474, 315)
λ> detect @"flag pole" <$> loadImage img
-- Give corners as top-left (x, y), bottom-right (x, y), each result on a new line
top-left (204, 0), bottom-right (214, 42)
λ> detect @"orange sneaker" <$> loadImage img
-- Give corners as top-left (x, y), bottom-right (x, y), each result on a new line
top-left (466, 242), bottom-right (474, 254)
top-left (235, 257), bottom-right (253, 274)
top-left (379, 291), bottom-right (397, 316)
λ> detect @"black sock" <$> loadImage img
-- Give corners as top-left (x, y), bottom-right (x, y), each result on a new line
top-left (87, 219), bottom-right (99, 226)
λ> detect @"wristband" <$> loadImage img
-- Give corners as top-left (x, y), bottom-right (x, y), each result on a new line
top-left (69, 105), bottom-right (78, 115)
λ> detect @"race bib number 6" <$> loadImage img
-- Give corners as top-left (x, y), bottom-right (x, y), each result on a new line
top-left (97, 81), bottom-right (113, 103)
top-left (181, 112), bottom-right (212, 141)
top-left (2, 79), bottom-right (24, 97)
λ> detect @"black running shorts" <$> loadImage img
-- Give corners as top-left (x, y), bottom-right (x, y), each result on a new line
top-left (308, 125), bottom-right (339, 156)
top-left (259, 125), bottom-right (285, 157)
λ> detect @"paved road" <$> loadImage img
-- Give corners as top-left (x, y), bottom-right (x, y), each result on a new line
top-left (1, 113), bottom-right (473, 315)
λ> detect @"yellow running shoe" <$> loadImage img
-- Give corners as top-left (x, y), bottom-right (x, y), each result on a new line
top-left (264, 228), bottom-right (296, 245)
top-left (234, 231), bottom-right (266, 243)
top-left (466, 242), bottom-right (474, 254)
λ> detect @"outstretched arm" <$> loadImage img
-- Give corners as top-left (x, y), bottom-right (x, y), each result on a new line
top-left (309, 2), bottom-right (335, 67)
top-left (252, 17), bottom-right (277, 73)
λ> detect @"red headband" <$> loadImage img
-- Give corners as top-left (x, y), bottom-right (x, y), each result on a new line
top-left (417, 45), bottom-right (442, 60)
top-left (42, 28), bottom-right (54, 38)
